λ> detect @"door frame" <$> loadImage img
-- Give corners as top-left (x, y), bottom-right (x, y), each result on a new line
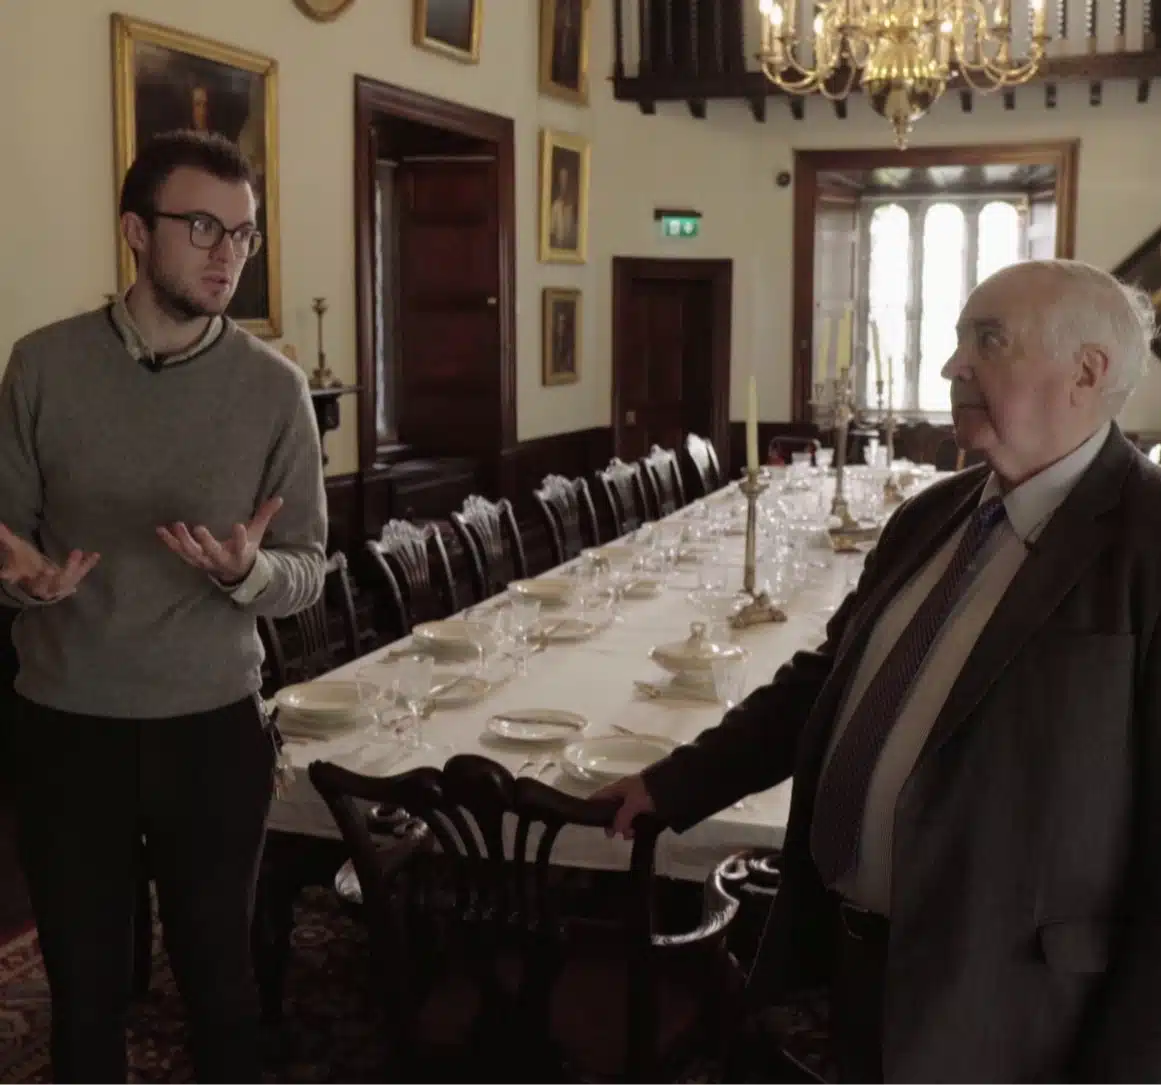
top-left (610, 256), bottom-right (733, 471)
top-left (354, 75), bottom-right (517, 475)
top-left (790, 140), bottom-right (1079, 422)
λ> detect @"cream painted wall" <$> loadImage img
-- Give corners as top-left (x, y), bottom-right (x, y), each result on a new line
top-left (591, 75), bottom-right (1161, 434)
top-left (1, 1), bottom-right (1160, 481)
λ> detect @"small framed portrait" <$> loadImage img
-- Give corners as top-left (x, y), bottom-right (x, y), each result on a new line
top-left (542, 288), bottom-right (581, 386)
top-left (413, 0), bottom-right (482, 63)
top-left (112, 14), bottom-right (281, 338)
top-left (294, 0), bottom-right (357, 20)
top-left (539, 0), bottom-right (590, 105)
top-left (538, 128), bottom-right (590, 264)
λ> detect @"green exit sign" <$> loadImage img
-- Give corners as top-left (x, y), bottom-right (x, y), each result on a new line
top-left (659, 214), bottom-right (700, 239)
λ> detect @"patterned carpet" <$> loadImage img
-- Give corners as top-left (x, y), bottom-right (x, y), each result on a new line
top-left (0, 888), bottom-right (832, 1083)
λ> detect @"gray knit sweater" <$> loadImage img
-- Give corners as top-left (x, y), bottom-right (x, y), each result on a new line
top-left (0, 308), bottom-right (327, 718)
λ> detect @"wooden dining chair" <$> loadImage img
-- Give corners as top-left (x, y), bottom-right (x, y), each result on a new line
top-left (596, 457), bottom-right (650, 536)
top-left (682, 433), bottom-right (724, 496)
top-left (708, 849), bottom-right (829, 1083)
top-left (639, 444), bottom-right (687, 518)
top-left (533, 474), bottom-right (601, 567)
top-left (450, 494), bottom-right (529, 602)
top-left (364, 519), bottom-right (459, 639)
top-left (259, 551), bottom-right (361, 688)
top-left (767, 435), bottom-right (820, 466)
top-left (308, 753), bottom-right (749, 1081)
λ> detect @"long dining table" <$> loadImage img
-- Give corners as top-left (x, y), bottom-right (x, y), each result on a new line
top-left (266, 474), bottom-right (888, 883)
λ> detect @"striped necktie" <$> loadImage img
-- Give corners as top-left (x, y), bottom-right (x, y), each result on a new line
top-left (810, 495), bottom-right (1008, 887)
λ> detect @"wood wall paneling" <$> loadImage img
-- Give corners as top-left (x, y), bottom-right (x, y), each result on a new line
top-left (327, 426), bottom-right (615, 596)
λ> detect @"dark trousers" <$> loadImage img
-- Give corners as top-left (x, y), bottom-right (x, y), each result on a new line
top-left (10, 693), bottom-right (275, 1083)
top-left (830, 901), bottom-right (889, 1083)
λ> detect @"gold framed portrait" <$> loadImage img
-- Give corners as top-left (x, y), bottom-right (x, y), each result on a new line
top-left (111, 14), bottom-right (282, 338)
top-left (538, 128), bottom-right (590, 264)
top-left (293, 0), bottom-right (358, 20)
top-left (542, 288), bottom-right (581, 386)
top-left (539, 0), bottom-right (590, 105)
top-left (413, 0), bottom-right (482, 64)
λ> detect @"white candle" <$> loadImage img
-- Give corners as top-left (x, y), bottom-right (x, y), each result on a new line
top-left (746, 375), bottom-right (759, 472)
top-left (836, 305), bottom-right (852, 376)
top-left (871, 319), bottom-right (883, 386)
top-left (1031, 0), bottom-right (1046, 35)
top-left (815, 317), bottom-right (831, 385)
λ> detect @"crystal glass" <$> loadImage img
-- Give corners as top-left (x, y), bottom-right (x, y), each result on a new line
top-left (506, 596), bottom-right (541, 675)
top-left (711, 655), bottom-right (747, 711)
top-left (391, 652), bottom-right (446, 756)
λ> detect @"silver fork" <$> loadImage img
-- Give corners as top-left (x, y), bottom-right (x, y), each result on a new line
top-left (516, 757), bottom-right (557, 779)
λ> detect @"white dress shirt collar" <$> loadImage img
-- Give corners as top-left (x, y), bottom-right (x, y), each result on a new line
top-left (979, 421), bottom-right (1111, 543)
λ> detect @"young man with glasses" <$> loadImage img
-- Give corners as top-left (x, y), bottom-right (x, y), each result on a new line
top-left (0, 130), bottom-right (326, 1082)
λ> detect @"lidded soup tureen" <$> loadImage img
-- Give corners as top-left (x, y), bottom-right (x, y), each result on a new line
top-left (650, 621), bottom-right (748, 685)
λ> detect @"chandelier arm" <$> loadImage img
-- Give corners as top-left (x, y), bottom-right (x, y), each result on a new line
top-left (955, 51), bottom-right (1042, 89)
top-left (815, 63), bottom-right (860, 100)
top-left (756, 57), bottom-right (831, 92)
top-left (954, 64), bottom-right (1004, 91)
top-left (760, 64), bottom-right (829, 93)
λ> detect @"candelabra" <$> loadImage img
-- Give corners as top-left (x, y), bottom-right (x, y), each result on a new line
top-left (729, 468), bottom-right (787, 629)
top-left (811, 374), bottom-right (879, 552)
top-left (876, 379), bottom-right (904, 504)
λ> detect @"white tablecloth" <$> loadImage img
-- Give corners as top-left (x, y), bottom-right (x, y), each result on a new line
top-left (268, 488), bottom-right (869, 881)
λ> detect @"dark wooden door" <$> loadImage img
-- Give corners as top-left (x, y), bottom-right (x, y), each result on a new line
top-left (397, 158), bottom-right (500, 457)
top-left (611, 258), bottom-right (731, 468)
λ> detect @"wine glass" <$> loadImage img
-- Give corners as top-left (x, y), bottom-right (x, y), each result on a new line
top-left (711, 656), bottom-right (748, 711)
top-left (391, 653), bottom-right (449, 758)
top-left (507, 596), bottom-right (541, 675)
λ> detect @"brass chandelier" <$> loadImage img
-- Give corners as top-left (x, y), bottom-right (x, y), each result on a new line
top-left (757, 0), bottom-right (1050, 147)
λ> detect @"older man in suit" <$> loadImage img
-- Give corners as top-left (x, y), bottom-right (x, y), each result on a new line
top-left (598, 258), bottom-right (1161, 1082)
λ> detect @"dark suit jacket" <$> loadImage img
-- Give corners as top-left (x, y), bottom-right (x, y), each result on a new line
top-left (643, 425), bottom-right (1161, 1082)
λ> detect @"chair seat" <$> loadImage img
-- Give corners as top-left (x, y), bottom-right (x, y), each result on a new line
top-left (549, 947), bottom-right (704, 1078)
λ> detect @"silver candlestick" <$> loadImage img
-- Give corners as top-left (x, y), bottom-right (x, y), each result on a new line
top-left (811, 373), bottom-right (878, 552)
top-left (729, 467), bottom-right (786, 629)
top-left (876, 378), bottom-right (903, 504)
top-left (308, 296), bottom-right (341, 390)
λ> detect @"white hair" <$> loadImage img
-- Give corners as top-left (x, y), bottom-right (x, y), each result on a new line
top-left (1015, 259), bottom-right (1157, 412)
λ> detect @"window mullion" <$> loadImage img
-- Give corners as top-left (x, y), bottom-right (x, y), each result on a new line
top-left (964, 199), bottom-right (980, 293)
top-left (907, 203), bottom-right (924, 414)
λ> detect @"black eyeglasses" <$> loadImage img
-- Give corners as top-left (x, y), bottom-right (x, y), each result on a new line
top-left (150, 210), bottom-right (263, 259)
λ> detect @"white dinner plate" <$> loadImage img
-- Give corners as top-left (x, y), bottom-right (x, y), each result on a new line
top-left (591, 544), bottom-right (638, 565)
top-left (536, 617), bottom-right (597, 643)
top-left (273, 680), bottom-right (376, 721)
top-left (277, 708), bottom-right (367, 739)
top-left (428, 673), bottom-right (493, 708)
top-left (623, 577), bottom-right (662, 599)
top-left (509, 578), bottom-right (573, 607)
top-left (562, 734), bottom-right (679, 785)
top-left (412, 619), bottom-right (490, 647)
top-left (486, 709), bottom-right (588, 744)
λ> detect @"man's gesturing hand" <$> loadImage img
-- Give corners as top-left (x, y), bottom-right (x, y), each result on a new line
top-left (157, 496), bottom-right (284, 586)
top-left (0, 524), bottom-right (100, 601)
